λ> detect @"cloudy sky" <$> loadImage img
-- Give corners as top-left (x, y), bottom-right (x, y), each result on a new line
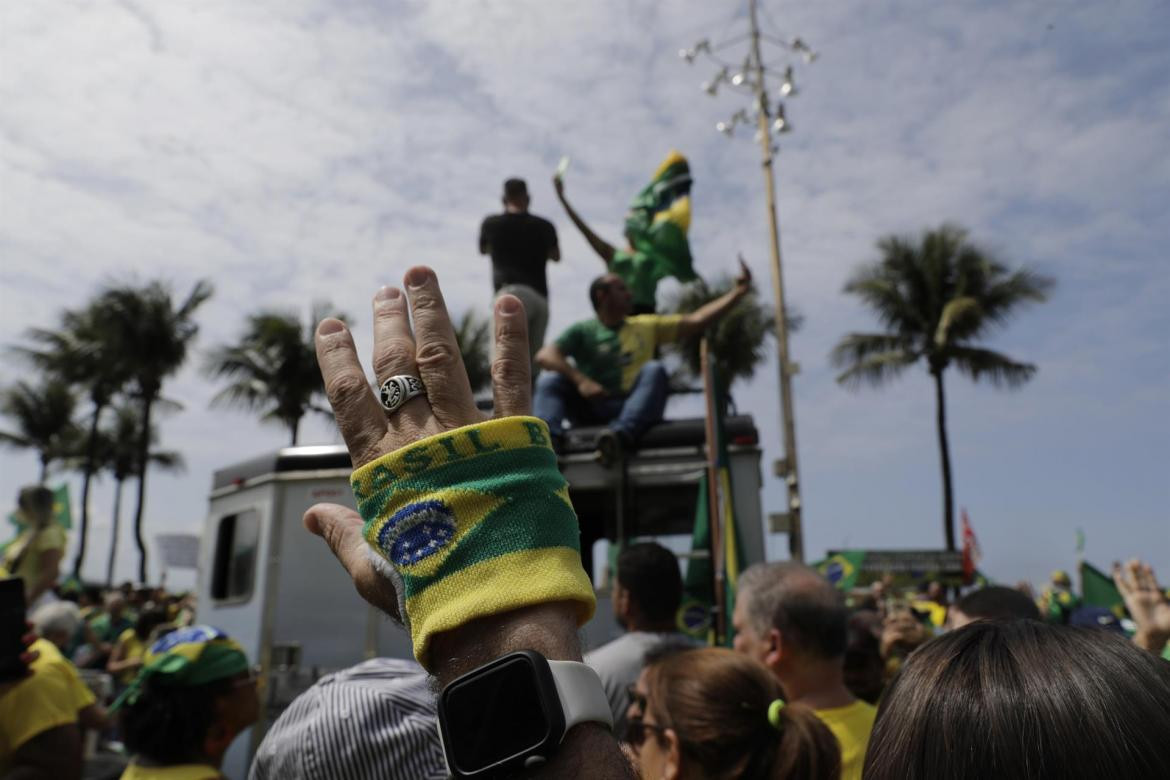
top-left (2, 0), bottom-right (1167, 589)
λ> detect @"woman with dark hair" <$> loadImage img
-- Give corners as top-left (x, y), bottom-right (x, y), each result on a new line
top-left (864, 620), bottom-right (1170, 779)
top-left (627, 647), bottom-right (840, 780)
top-left (112, 625), bottom-right (258, 780)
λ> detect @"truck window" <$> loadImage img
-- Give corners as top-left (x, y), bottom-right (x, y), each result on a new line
top-left (210, 509), bottom-right (260, 602)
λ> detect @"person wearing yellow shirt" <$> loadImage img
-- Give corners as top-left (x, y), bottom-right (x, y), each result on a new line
top-left (732, 562), bottom-right (878, 780)
top-left (2, 486), bottom-right (66, 608)
top-left (107, 608), bottom-right (170, 686)
top-left (112, 626), bottom-right (259, 780)
top-left (0, 635), bottom-right (103, 779)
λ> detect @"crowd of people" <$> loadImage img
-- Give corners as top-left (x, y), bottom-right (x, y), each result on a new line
top-left (3, 175), bottom-right (1170, 779)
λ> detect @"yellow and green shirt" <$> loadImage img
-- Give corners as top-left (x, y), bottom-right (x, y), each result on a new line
top-left (555, 315), bottom-right (682, 394)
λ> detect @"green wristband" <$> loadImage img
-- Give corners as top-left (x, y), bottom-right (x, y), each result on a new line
top-left (351, 416), bottom-right (596, 669)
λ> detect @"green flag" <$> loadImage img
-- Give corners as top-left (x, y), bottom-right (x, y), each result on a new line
top-left (51, 483), bottom-right (72, 530)
top-left (1080, 561), bottom-right (1125, 618)
top-left (612, 150), bottom-right (699, 310)
top-left (814, 551), bottom-right (866, 590)
top-left (679, 364), bottom-right (744, 646)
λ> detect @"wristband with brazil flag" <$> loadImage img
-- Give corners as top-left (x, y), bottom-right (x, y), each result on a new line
top-left (351, 416), bottom-right (596, 670)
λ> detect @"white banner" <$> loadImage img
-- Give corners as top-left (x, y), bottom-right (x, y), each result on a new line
top-left (155, 533), bottom-right (201, 570)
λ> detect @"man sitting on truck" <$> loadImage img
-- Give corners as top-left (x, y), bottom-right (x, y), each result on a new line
top-left (534, 260), bottom-right (752, 463)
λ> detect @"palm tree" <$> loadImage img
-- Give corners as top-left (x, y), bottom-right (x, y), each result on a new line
top-left (661, 276), bottom-right (784, 414)
top-left (18, 302), bottom-right (132, 577)
top-left (96, 279), bottom-right (212, 582)
top-left (205, 304), bottom-right (338, 445)
top-left (0, 378), bottom-right (80, 483)
top-left (454, 310), bottom-right (492, 395)
top-left (830, 224), bottom-right (1053, 550)
top-left (92, 403), bottom-right (184, 586)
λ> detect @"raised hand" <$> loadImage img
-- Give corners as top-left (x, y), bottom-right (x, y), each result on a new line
top-left (1113, 559), bottom-right (1170, 653)
top-left (305, 267), bottom-right (532, 617)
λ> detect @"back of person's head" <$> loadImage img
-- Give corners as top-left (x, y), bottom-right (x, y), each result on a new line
top-left (643, 647), bottom-right (840, 780)
top-left (31, 600), bottom-right (82, 648)
top-left (616, 542), bottom-right (682, 626)
top-left (134, 607), bottom-right (170, 640)
top-left (117, 626), bottom-right (257, 766)
top-left (122, 677), bottom-right (235, 764)
top-left (738, 562), bottom-right (848, 660)
top-left (951, 585), bottom-right (1040, 628)
top-left (844, 610), bottom-right (884, 704)
top-left (502, 178), bottom-right (528, 205)
top-left (864, 620), bottom-right (1170, 779)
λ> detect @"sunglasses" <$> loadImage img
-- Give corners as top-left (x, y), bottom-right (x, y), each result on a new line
top-left (624, 718), bottom-right (671, 747)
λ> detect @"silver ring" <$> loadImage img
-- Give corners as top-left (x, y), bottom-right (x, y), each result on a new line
top-left (378, 375), bottom-right (425, 414)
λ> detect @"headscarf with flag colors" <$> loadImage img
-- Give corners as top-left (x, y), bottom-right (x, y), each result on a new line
top-left (111, 625), bottom-right (249, 711)
top-left (611, 150), bottom-right (699, 310)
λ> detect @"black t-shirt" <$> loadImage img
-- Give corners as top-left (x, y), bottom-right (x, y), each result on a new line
top-left (479, 212), bottom-right (559, 298)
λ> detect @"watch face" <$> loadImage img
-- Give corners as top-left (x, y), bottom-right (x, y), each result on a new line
top-left (442, 654), bottom-right (558, 773)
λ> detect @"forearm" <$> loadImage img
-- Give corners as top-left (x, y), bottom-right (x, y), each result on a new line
top-left (536, 348), bottom-right (587, 385)
top-left (557, 196), bottom-right (613, 262)
top-left (683, 287), bottom-right (747, 335)
top-left (429, 603), bottom-right (634, 779)
top-left (1134, 628), bottom-right (1170, 654)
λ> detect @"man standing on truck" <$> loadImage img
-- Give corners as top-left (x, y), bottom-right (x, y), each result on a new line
top-left (479, 178), bottom-right (561, 367)
top-left (534, 259), bottom-right (751, 464)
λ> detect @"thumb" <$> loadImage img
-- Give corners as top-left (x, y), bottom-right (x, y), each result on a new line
top-left (304, 503), bottom-right (402, 619)
top-left (304, 503), bottom-right (366, 574)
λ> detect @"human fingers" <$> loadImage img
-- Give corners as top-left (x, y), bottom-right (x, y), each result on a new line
top-left (403, 266), bottom-right (478, 426)
top-left (370, 286), bottom-right (431, 435)
top-left (1113, 562), bottom-right (1131, 596)
top-left (316, 319), bottom-right (388, 467)
top-left (491, 294), bottom-right (531, 418)
top-left (304, 503), bottom-right (400, 619)
top-left (1137, 561), bottom-right (1160, 591)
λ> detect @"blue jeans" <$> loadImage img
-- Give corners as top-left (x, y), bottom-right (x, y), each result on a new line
top-left (534, 360), bottom-right (669, 442)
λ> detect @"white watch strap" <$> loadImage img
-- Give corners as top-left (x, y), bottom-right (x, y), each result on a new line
top-left (548, 660), bottom-right (614, 736)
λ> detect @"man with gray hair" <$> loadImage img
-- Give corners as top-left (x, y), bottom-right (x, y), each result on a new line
top-left (732, 562), bottom-right (876, 780)
top-left (30, 600), bottom-right (83, 654)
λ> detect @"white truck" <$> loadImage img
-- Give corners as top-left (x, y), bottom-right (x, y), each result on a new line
top-left (197, 415), bottom-right (765, 778)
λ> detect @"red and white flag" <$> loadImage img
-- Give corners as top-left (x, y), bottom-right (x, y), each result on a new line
top-left (961, 509), bottom-right (981, 582)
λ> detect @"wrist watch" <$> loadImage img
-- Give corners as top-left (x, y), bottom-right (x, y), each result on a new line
top-left (437, 650), bottom-right (613, 777)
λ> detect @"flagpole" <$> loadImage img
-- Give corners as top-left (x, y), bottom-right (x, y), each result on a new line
top-left (680, 2), bottom-right (813, 562)
top-left (701, 338), bottom-right (727, 643)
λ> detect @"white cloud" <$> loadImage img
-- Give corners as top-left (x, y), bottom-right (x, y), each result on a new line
top-left (2, 0), bottom-right (1167, 586)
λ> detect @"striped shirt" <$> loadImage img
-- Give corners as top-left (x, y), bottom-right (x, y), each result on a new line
top-left (249, 658), bottom-right (447, 780)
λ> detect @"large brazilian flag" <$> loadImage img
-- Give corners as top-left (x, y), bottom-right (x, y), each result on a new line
top-left (613, 150), bottom-right (699, 310)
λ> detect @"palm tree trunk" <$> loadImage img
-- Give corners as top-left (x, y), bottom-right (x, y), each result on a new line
top-left (106, 477), bottom-right (124, 587)
top-left (73, 401), bottom-right (105, 579)
top-left (933, 370), bottom-right (956, 551)
top-left (290, 418), bottom-right (299, 446)
top-left (39, 456), bottom-right (48, 484)
top-left (132, 396), bottom-right (153, 583)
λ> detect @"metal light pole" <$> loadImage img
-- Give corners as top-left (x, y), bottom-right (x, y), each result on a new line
top-left (680, 0), bottom-right (815, 561)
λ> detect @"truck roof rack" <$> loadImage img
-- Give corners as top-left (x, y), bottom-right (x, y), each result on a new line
top-left (211, 415), bottom-right (759, 489)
